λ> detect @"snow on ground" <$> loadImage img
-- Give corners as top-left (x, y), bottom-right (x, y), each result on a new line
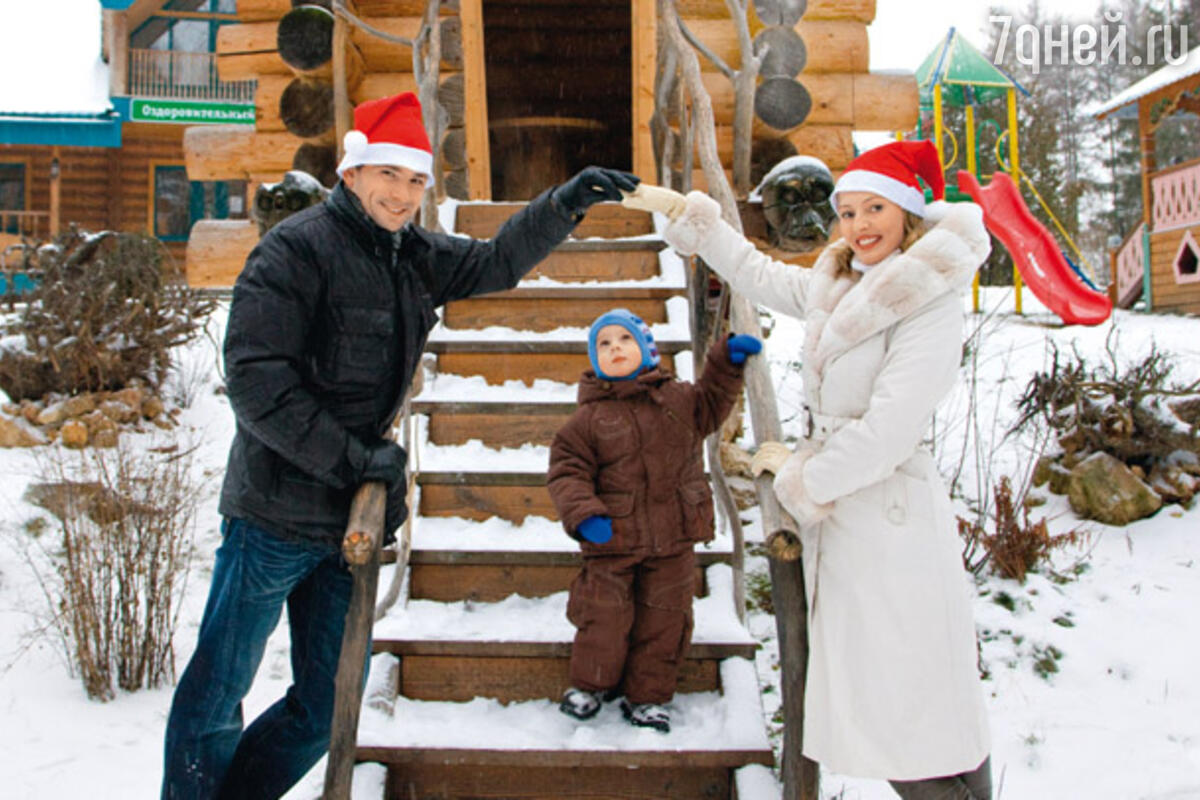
top-left (1, 288), bottom-right (1199, 799)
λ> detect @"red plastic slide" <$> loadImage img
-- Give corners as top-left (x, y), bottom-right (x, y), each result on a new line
top-left (956, 171), bottom-right (1111, 326)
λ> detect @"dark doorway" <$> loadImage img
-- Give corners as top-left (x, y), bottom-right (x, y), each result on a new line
top-left (482, 0), bottom-right (632, 200)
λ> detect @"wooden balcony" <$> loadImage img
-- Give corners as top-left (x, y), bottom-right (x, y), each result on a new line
top-left (127, 49), bottom-right (255, 103)
top-left (1151, 156), bottom-right (1200, 232)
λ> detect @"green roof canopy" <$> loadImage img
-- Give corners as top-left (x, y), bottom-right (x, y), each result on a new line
top-left (915, 28), bottom-right (1027, 108)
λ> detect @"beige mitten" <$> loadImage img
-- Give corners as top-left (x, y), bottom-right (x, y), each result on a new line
top-left (620, 184), bottom-right (688, 220)
top-left (750, 441), bottom-right (792, 477)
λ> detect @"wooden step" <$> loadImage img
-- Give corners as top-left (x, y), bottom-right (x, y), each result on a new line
top-left (417, 470), bottom-right (553, 524)
top-left (443, 285), bottom-right (684, 332)
top-left (428, 336), bottom-right (691, 385)
top-left (374, 639), bottom-right (752, 703)
top-left (403, 548), bottom-right (732, 602)
top-left (454, 200), bottom-right (654, 239)
top-left (524, 239), bottom-right (666, 283)
top-left (355, 658), bottom-right (773, 799)
top-left (414, 399), bottom-right (576, 449)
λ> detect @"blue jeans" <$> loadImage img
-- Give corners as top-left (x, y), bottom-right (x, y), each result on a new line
top-left (162, 518), bottom-right (362, 800)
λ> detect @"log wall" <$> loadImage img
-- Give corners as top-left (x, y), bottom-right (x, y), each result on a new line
top-left (0, 125), bottom-right (190, 266)
top-left (1149, 225), bottom-right (1200, 314)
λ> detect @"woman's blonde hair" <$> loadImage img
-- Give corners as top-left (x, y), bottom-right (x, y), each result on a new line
top-left (833, 209), bottom-right (929, 275)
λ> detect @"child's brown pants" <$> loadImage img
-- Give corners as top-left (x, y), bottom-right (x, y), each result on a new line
top-left (566, 547), bottom-right (696, 705)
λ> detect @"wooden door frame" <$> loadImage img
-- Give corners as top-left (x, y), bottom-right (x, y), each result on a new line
top-left (632, 0), bottom-right (656, 183)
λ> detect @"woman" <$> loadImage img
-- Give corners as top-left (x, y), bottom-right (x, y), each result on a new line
top-left (624, 140), bottom-right (993, 799)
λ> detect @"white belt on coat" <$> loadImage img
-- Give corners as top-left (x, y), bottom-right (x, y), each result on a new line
top-left (802, 406), bottom-right (856, 443)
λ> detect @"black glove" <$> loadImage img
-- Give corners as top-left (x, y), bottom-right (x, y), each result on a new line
top-left (552, 166), bottom-right (640, 218)
top-left (359, 440), bottom-right (406, 486)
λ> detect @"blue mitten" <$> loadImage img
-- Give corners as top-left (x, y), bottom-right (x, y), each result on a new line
top-left (727, 334), bottom-right (763, 365)
top-left (577, 515), bottom-right (613, 544)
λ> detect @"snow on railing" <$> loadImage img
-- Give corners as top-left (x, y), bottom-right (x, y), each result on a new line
top-left (1112, 222), bottom-right (1145, 308)
top-left (128, 49), bottom-right (255, 103)
top-left (1151, 158), bottom-right (1200, 232)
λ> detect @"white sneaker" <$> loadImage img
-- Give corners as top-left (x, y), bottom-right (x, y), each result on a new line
top-left (620, 698), bottom-right (670, 732)
top-left (559, 687), bottom-right (604, 720)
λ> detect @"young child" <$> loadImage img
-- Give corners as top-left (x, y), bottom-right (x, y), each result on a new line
top-left (547, 308), bottom-right (760, 732)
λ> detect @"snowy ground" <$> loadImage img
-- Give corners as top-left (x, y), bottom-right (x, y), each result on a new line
top-left (1, 288), bottom-right (1198, 799)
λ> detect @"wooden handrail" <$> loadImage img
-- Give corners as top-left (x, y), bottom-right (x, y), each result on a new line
top-left (324, 4), bottom-right (442, 797)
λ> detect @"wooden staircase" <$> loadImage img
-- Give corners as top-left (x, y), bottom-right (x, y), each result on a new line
top-left (353, 202), bottom-right (774, 799)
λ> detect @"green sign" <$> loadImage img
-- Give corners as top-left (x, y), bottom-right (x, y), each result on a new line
top-left (131, 98), bottom-right (255, 126)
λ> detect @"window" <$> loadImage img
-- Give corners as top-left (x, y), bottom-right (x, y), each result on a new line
top-left (1173, 230), bottom-right (1200, 285)
top-left (0, 163), bottom-right (25, 235)
top-left (154, 165), bottom-right (193, 241)
top-left (153, 165), bottom-right (247, 241)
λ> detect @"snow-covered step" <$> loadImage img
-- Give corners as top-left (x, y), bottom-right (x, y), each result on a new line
top-left (371, 565), bottom-right (754, 703)
top-left (454, 200), bottom-right (654, 240)
top-left (354, 657), bottom-right (773, 799)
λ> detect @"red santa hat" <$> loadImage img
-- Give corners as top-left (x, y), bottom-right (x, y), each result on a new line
top-left (336, 92), bottom-right (433, 181)
top-left (830, 140), bottom-right (945, 218)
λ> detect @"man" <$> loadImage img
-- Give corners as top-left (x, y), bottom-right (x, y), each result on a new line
top-left (161, 92), bottom-right (638, 800)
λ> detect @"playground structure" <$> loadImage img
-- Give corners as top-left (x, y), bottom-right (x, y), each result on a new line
top-left (913, 28), bottom-right (1112, 326)
top-left (1094, 46), bottom-right (1200, 316)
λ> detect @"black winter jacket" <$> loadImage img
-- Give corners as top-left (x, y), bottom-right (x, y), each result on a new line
top-left (218, 182), bottom-right (577, 548)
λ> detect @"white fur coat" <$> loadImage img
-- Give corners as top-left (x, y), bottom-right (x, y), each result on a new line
top-left (663, 191), bottom-right (992, 780)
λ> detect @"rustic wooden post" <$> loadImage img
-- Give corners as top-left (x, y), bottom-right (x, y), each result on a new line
top-left (332, 11), bottom-right (352, 160)
top-left (459, 0), bottom-right (490, 199)
top-left (324, 479), bottom-right (387, 800)
top-left (661, 4), bottom-right (817, 796)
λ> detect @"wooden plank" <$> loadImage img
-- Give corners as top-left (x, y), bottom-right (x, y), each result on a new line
top-left (454, 201), bottom-right (652, 238)
top-left (435, 352), bottom-right (675, 385)
top-left (426, 338), bottom-right (689, 354)
top-left (442, 296), bottom-right (668, 332)
top-left (632, 0), bottom-right (657, 185)
top-left (406, 561), bottom-right (709, 601)
top-left (417, 482), bottom-right (556, 523)
top-left (382, 762), bottom-right (733, 799)
top-left (376, 639), bottom-right (749, 659)
top-left (364, 746), bottom-right (773, 769)
top-left (523, 247), bottom-right (661, 281)
top-left (404, 549), bottom-right (731, 567)
top-left (426, 411), bottom-right (571, 447)
top-left (398, 653), bottom-right (720, 702)
top-left (459, 0), bottom-right (491, 199)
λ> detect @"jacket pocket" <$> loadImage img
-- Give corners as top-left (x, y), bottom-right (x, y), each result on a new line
top-left (333, 304), bottom-right (395, 385)
top-left (679, 481), bottom-right (715, 542)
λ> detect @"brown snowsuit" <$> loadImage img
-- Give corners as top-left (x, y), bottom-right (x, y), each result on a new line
top-left (547, 339), bottom-right (745, 705)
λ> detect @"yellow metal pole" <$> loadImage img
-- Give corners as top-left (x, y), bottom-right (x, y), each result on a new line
top-left (1008, 88), bottom-right (1023, 314)
top-left (932, 83), bottom-right (945, 167)
top-left (965, 104), bottom-right (979, 312)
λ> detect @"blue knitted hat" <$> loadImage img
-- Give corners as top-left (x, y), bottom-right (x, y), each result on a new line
top-left (587, 308), bottom-right (660, 381)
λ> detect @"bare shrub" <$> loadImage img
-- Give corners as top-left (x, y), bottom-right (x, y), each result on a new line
top-left (21, 440), bottom-right (201, 700)
top-left (0, 227), bottom-right (214, 401)
top-left (957, 477), bottom-right (1089, 583)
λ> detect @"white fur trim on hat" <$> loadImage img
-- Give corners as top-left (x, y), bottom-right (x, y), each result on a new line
top-left (831, 170), bottom-right (927, 218)
top-left (336, 134), bottom-right (434, 180)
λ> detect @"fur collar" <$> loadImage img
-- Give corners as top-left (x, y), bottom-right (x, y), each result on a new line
top-left (805, 201), bottom-right (990, 377)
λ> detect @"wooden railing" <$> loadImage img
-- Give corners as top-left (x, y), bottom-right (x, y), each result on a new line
top-left (1111, 222), bottom-right (1145, 308)
top-left (128, 49), bottom-right (255, 102)
top-left (0, 211), bottom-right (50, 240)
top-left (1151, 157), bottom-right (1200, 232)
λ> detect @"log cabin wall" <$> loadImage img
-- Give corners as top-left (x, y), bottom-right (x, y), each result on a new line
top-left (0, 124), bottom-right (190, 265)
top-left (678, 0), bottom-right (917, 193)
